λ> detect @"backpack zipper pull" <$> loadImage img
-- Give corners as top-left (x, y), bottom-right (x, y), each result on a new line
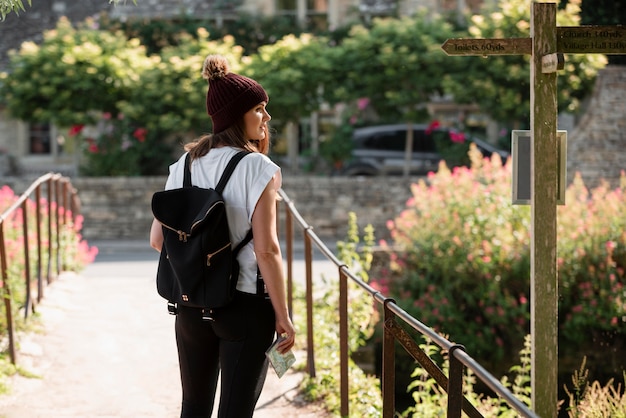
top-left (206, 243), bottom-right (231, 266)
top-left (177, 231), bottom-right (188, 242)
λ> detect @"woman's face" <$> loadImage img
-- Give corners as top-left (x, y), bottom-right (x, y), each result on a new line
top-left (243, 102), bottom-right (271, 142)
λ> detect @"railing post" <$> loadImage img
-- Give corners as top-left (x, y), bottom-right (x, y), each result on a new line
top-left (339, 268), bottom-right (349, 418)
top-left (447, 344), bottom-right (466, 418)
top-left (55, 177), bottom-right (61, 276)
top-left (382, 298), bottom-right (396, 418)
top-left (285, 207), bottom-right (294, 318)
top-left (35, 184), bottom-right (44, 303)
top-left (62, 179), bottom-right (69, 225)
top-left (0, 223), bottom-right (16, 364)
top-left (46, 177), bottom-right (53, 284)
top-left (304, 229), bottom-right (316, 377)
top-left (21, 200), bottom-right (33, 318)
top-left (61, 179), bottom-right (69, 271)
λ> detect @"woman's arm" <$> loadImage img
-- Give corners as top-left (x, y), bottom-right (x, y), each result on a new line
top-left (149, 218), bottom-right (163, 252)
top-left (252, 176), bottom-right (296, 353)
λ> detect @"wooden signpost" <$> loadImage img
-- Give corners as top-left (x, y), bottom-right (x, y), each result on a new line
top-left (442, 3), bottom-right (626, 417)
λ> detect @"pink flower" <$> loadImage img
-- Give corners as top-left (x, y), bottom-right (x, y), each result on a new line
top-left (68, 125), bottom-right (84, 136)
top-left (87, 138), bottom-right (99, 153)
top-left (357, 97), bottom-right (370, 111)
top-left (425, 120), bottom-right (440, 134)
top-left (133, 128), bottom-right (148, 143)
top-left (606, 240), bottom-right (616, 251)
top-left (103, 112), bottom-right (112, 120)
top-left (449, 131), bottom-right (466, 144)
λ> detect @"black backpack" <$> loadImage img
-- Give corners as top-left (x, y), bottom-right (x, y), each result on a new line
top-left (151, 150), bottom-right (251, 320)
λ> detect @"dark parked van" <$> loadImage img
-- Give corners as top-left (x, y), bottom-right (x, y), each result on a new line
top-left (341, 124), bottom-right (509, 176)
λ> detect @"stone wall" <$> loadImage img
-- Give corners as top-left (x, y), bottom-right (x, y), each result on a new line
top-left (568, 65), bottom-right (626, 190)
top-left (2, 175), bottom-right (417, 243)
top-left (79, 176), bottom-right (417, 242)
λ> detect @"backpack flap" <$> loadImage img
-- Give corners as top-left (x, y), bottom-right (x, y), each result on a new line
top-left (151, 187), bottom-right (222, 239)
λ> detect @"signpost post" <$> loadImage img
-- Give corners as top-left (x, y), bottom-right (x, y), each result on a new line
top-left (442, 2), bottom-right (626, 417)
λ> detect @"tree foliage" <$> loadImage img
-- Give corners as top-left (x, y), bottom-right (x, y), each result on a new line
top-left (576, 0), bottom-right (626, 65)
top-left (245, 33), bottom-right (333, 124)
top-left (0, 0), bottom-right (31, 20)
top-left (117, 29), bottom-right (242, 138)
top-left (328, 15), bottom-right (461, 123)
top-left (0, 17), bottom-right (149, 127)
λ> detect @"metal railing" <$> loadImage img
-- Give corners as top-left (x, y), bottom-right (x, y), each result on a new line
top-left (277, 189), bottom-right (538, 418)
top-left (0, 173), bottom-right (80, 364)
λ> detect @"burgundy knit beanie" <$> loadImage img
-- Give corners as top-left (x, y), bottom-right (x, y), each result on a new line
top-left (202, 55), bottom-right (269, 134)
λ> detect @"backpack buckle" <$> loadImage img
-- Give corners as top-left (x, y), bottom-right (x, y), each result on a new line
top-left (202, 308), bottom-right (216, 321)
top-left (167, 301), bottom-right (178, 315)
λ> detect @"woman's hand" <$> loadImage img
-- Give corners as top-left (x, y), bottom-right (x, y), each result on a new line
top-left (275, 317), bottom-right (296, 354)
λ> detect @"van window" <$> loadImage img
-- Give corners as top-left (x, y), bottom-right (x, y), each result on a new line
top-left (362, 129), bottom-right (405, 151)
top-left (359, 127), bottom-right (438, 153)
top-left (412, 129), bottom-right (437, 153)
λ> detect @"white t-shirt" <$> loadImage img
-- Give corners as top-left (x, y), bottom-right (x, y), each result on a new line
top-left (164, 146), bottom-right (281, 294)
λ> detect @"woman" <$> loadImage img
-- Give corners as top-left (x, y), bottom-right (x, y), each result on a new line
top-left (149, 54), bottom-right (296, 418)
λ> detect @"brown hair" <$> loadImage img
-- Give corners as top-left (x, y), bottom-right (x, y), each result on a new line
top-left (185, 118), bottom-right (270, 160)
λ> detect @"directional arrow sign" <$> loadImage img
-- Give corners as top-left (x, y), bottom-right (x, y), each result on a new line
top-left (557, 25), bottom-right (626, 54)
top-left (442, 25), bottom-right (626, 57)
top-left (441, 38), bottom-right (532, 56)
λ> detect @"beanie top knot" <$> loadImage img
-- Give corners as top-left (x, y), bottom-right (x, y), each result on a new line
top-left (202, 54), bottom-right (230, 81)
top-left (203, 55), bottom-right (268, 134)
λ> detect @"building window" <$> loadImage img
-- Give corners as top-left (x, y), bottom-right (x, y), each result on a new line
top-left (308, 0), bottom-right (328, 11)
top-left (359, 0), bottom-right (396, 16)
top-left (277, 0), bottom-right (296, 14)
top-left (276, 0), bottom-right (328, 30)
top-left (29, 123), bottom-right (51, 154)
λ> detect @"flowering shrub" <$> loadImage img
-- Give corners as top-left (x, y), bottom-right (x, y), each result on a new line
top-left (0, 185), bottom-right (97, 336)
top-left (428, 120), bottom-right (471, 168)
top-left (70, 113), bottom-right (149, 176)
top-left (376, 145), bottom-right (626, 373)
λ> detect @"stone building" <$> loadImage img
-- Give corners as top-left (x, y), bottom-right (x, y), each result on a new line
top-left (567, 65), bottom-right (626, 190)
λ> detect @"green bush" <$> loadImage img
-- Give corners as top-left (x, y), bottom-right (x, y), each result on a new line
top-left (401, 335), bottom-right (533, 417)
top-left (297, 213), bottom-right (383, 417)
top-left (0, 17), bottom-right (147, 127)
top-left (377, 145), bottom-right (626, 375)
top-left (564, 357), bottom-right (626, 417)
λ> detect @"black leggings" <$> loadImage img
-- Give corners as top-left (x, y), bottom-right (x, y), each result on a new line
top-left (175, 291), bottom-right (276, 418)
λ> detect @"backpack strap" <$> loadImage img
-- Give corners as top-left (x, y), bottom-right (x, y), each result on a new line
top-left (233, 229), bottom-right (253, 257)
top-left (183, 150), bottom-right (248, 189)
top-left (183, 153), bottom-right (192, 188)
top-left (215, 150), bottom-right (250, 194)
